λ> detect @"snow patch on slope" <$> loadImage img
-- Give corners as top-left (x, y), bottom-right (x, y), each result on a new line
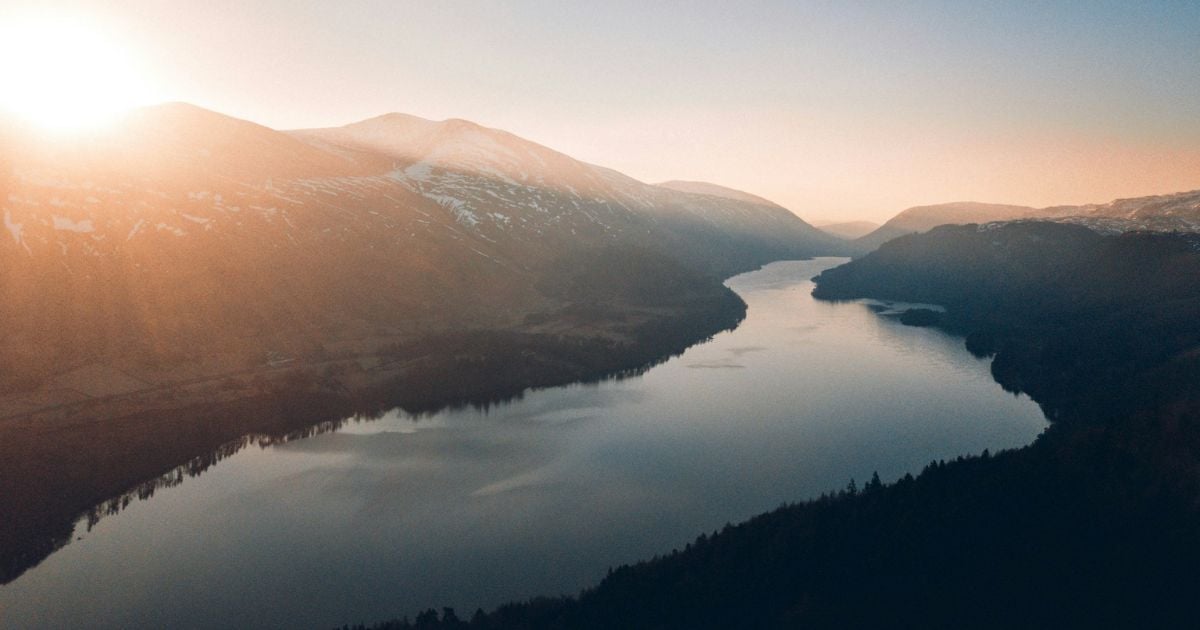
top-left (426, 193), bottom-right (480, 226)
top-left (5, 211), bottom-right (24, 245)
top-left (126, 219), bottom-right (146, 241)
top-left (404, 162), bottom-right (434, 181)
top-left (52, 216), bottom-right (95, 233)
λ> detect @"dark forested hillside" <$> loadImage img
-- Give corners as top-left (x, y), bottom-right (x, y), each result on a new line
top-left (347, 434), bottom-right (1199, 629)
top-left (350, 221), bottom-right (1200, 629)
top-left (814, 221), bottom-right (1200, 423)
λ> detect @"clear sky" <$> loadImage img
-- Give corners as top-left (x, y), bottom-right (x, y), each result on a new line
top-left (4, 1), bottom-right (1199, 221)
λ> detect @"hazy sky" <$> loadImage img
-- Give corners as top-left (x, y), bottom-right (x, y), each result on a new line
top-left (6, 1), bottom-right (1200, 221)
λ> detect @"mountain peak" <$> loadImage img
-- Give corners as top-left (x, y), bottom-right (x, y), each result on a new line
top-left (8, 101), bottom-right (370, 183)
top-left (294, 112), bottom-right (606, 193)
top-left (120, 101), bottom-right (270, 132)
top-left (348, 112), bottom-right (482, 128)
top-left (332, 112), bottom-right (492, 141)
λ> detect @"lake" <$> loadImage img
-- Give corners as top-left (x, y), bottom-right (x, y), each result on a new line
top-left (0, 258), bottom-right (1047, 629)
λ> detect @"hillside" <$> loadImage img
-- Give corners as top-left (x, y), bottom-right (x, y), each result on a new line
top-left (296, 118), bottom-right (848, 275)
top-left (3, 104), bottom-right (520, 395)
top-left (1, 104), bottom-right (847, 399)
top-left (654, 180), bottom-right (785, 208)
top-left (817, 221), bottom-right (1200, 421)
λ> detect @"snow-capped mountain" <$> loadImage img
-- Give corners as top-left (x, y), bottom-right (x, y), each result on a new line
top-left (1053, 189), bottom-right (1200, 233)
top-left (293, 114), bottom-right (844, 271)
top-left (0, 103), bottom-right (844, 394)
top-left (856, 190), bottom-right (1200, 251)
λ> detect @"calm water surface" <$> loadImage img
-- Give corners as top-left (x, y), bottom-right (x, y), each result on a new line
top-left (0, 258), bottom-right (1047, 629)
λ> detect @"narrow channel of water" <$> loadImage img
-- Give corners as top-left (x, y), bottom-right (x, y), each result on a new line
top-left (0, 258), bottom-right (1047, 629)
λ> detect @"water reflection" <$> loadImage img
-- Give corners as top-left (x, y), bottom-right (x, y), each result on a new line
top-left (0, 258), bottom-right (1047, 630)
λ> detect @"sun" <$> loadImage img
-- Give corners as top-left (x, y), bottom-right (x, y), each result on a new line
top-left (0, 14), bottom-right (156, 132)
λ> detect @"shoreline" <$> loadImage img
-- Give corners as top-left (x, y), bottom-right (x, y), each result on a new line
top-left (0, 287), bottom-right (746, 585)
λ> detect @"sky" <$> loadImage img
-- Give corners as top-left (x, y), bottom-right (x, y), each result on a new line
top-left (3, 0), bottom-right (1199, 222)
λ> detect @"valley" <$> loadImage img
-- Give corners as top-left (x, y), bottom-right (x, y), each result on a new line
top-left (5, 105), bottom-right (1199, 625)
top-left (352, 221), bottom-right (1200, 629)
top-left (0, 103), bottom-right (842, 586)
top-left (0, 259), bottom-right (1047, 629)
top-left (3, 4), bottom-right (1198, 629)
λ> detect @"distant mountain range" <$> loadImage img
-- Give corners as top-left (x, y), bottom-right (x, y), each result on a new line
top-left (855, 202), bottom-right (1039, 250)
top-left (5, 100), bottom-right (1195, 399)
top-left (0, 103), bottom-right (846, 398)
top-left (856, 191), bottom-right (1200, 251)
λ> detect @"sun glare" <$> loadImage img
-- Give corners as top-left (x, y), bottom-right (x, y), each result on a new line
top-left (0, 15), bottom-right (155, 132)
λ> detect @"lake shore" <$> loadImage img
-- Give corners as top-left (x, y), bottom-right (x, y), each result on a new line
top-left (0, 286), bottom-right (745, 585)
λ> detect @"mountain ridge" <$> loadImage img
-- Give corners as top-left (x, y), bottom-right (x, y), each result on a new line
top-left (0, 103), bottom-right (855, 585)
top-left (4, 101), bottom-right (850, 396)
top-left (292, 111), bottom-right (848, 274)
top-left (654, 180), bottom-right (786, 210)
top-left (857, 190), bottom-right (1200, 251)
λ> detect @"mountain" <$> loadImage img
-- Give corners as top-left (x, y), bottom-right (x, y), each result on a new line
top-left (855, 202), bottom-right (1038, 251)
top-left (2, 104), bottom-right (525, 394)
top-left (814, 220), bottom-right (879, 240)
top-left (1076, 188), bottom-right (1200, 221)
top-left (1051, 189), bottom-right (1200, 234)
top-left (646, 180), bottom-right (849, 266)
top-left (294, 117), bottom-right (848, 275)
top-left (856, 190), bottom-right (1200, 252)
top-left (1, 104), bottom-right (850, 582)
top-left (0, 104), bottom-right (849, 396)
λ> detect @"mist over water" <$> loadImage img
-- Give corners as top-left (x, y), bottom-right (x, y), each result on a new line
top-left (0, 258), bottom-right (1046, 629)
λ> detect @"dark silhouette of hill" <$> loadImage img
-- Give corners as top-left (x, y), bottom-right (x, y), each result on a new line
top-left (347, 221), bottom-right (1200, 629)
top-left (816, 221), bottom-right (1200, 422)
